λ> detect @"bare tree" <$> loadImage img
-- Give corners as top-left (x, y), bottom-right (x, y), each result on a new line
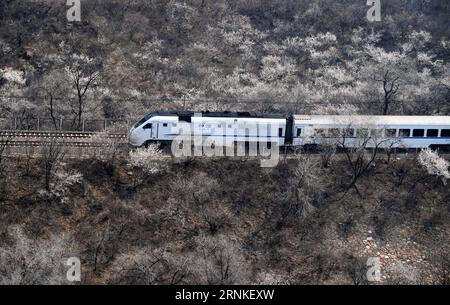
top-left (0, 70), bottom-right (4, 87)
top-left (383, 138), bottom-right (401, 164)
top-left (41, 142), bottom-right (63, 192)
top-left (0, 135), bottom-right (11, 174)
top-left (40, 141), bottom-right (81, 202)
top-left (377, 71), bottom-right (400, 115)
top-left (343, 254), bottom-right (369, 285)
top-left (65, 54), bottom-right (101, 130)
top-left (0, 226), bottom-right (75, 284)
top-left (278, 154), bottom-right (324, 224)
top-left (22, 145), bottom-right (36, 177)
top-left (168, 172), bottom-right (233, 233)
top-left (0, 136), bottom-right (11, 200)
top-left (39, 70), bottom-right (70, 130)
top-left (433, 252), bottom-right (450, 285)
top-left (192, 234), bottom-right (250, 285)
top-left (88, 131), bottom-right (123, 170)
top-left (319, 142), bottom-right (336, 168)
top-left (392, 158), bottom-right (412, 187)
top-left (27, 70), bottom-right (70, 130)
top-left (41, 141), bottom-right (65, 192)
top-left (108, 247), bottom-right (192, 285)
top-left (335, 126), bottom-right (390, 197)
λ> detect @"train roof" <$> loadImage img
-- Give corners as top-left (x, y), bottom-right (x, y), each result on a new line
top-left (293, 115), bottom-right (450, 126)
top-left (153, 111), bottom-right (285, 119)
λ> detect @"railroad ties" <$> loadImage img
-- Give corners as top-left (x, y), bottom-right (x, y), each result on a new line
top-left (0, 130), bottom-right (128, 158)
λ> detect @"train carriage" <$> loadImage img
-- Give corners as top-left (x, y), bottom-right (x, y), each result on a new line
top-left (293, 115), bottom-right (450, 149)
top-left (129, 111), bottom-right (450, 150)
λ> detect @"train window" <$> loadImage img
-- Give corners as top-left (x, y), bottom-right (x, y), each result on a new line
top-left (228, 124), bottom-right (232, 128)
top-left (426, 129), bottom-right (438, 137)
top-left (143, 123), bottom-right (152, 129)
top-left (356, 128), bottom-right (369, 138)
top-left (135, 117), bottom-right (149, 128)
top-left (441, 129), bottom-right (450, 137)
top-left (314, 129), bottom-right (326, 137)
top-left (278, 128), bottom-right (283, 137)
top-left (399, 129), bottom-right (411, 137)
top-left (218, 124), bottom-right (222, 128)
top-left (172, 123), bottom-right (177, 127)
top-left (328, 128), bottom-right (340, 137)
top-left (412, 129), bottom-right (425, 137)
top-left (343, 128), bottom-right (354, 137)
top-left (385, 129), bottom-right (397, 137)
top-left (371, 129), bottom-right (383, 138)
top-left (296, 128), bottom-right (302, 137)
top-left (179, 115), bottom-right (191, 123)
top-left (163, 123), bottom-right (168, 127)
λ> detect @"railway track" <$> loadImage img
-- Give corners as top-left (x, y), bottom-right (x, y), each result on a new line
top-left (0, 130), bottom-right (448, 160)
top-left (0, 130), bottom-right (127, 146)
top-left (0, 140), bottom-right (129, 147)
top-left (0, 131), bottom-right (129, 159)
top-left (0, 130), bottom-right (127, 140)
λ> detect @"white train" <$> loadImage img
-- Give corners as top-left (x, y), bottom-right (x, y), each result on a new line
top-left (128, 111), bottom-right (287, 147)
top-left (128, 111), bottom-right (450, 150)
top-left (293, 115), bottom-right (450, 149)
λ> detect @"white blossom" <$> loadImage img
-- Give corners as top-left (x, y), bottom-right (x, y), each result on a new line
top-left (260, 55), bottom-right (296, 82)
top-left (0, 67), bottom-right (26, 85)
top-left (418, 148), bottom-right (450, 184)
top-left (128, 144), bottom-right (166, 175)
top-left (42, 162), bottom-right (83, 203)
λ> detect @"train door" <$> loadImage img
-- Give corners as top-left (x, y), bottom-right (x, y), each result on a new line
top-left (153, 124), bottom-right (158, 139)
top-left (149, 123), bottom-right (157, 139)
